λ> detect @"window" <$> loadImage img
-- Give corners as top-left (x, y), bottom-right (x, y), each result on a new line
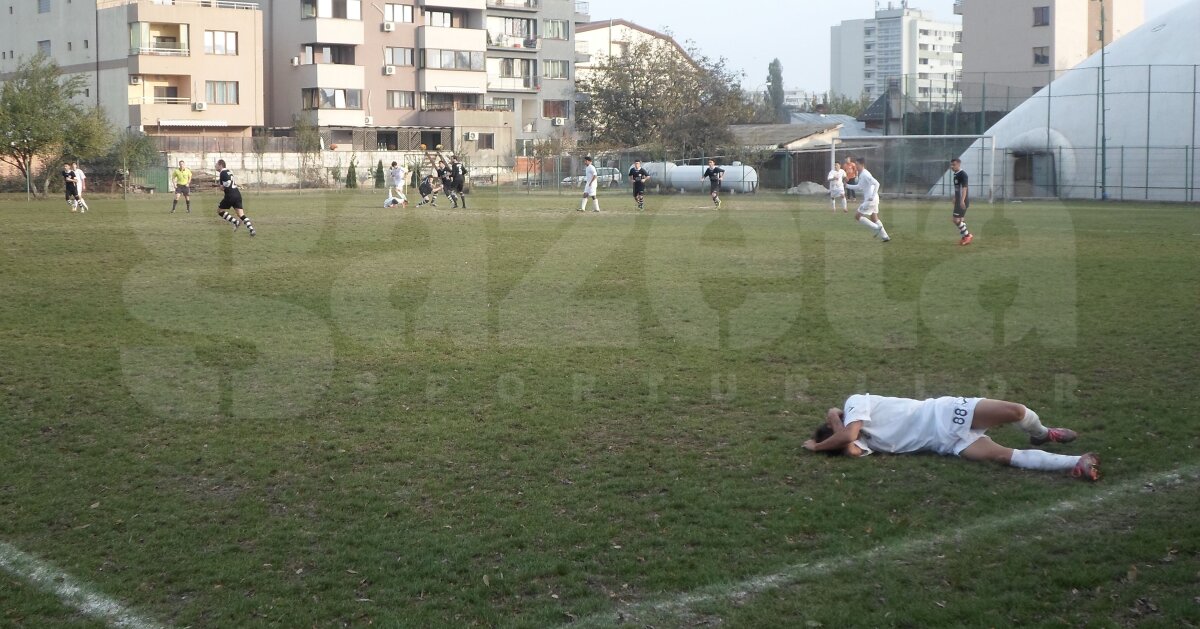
top-left (422, 48), bottom-right (483, 71)
top-left (302, 0), bottom-right (361, 20)
top-left (542, 59), bottom-right (568, 80)
top-left (1032, 86), bottom-right (1044, 95)
top-left (38, 0), bottom-right (49, 13)
top-left (543, 19), bottom-right (568, 40)
top-left (67, 41), bottom-right (72, 51)
top-left (385, 47), bottom-right (413, 66)
top-left (37, 40), bottom-right (51, 55)
top-left (1032, 46), bottom-right (1049, 65)
top-left (205, 81), bottom-right (239, 105)
top-left (499, 57), bottom-right (533, 78)
top-left (516, 138), bottom-right (534, 156)
top-left (303, 44), bottom-right (354, 64)
top-left (383, 3), bottom-right (413, 23)
top-left (84, 39), bottom-right (88, 49)
top-left (478, 133), bottom-right (494, 150)
top-left (1033, 6), bottom-right (1050, 26)
top-left (425, 10), bottom-right (452, 27)
top-left (864, 57), bottom-right (873, 65)
top-left (489, 97), bottom-right (514, 111)
top-left (386, 90), bottom-right (415, 109)
top-left (542, 100), bottom-right (568, 118)
top-left (204, 31), bottom-right (238, 55)
top-left (302, 87), bottom-right (362, 109)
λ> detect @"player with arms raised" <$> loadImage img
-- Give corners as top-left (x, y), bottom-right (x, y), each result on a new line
top-left (628, 159), bottom-right (650, 210)
top-left (951, 158), bottom-right (973, 245)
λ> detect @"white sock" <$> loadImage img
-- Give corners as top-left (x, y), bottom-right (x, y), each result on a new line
top-left (592, 198), bottom-right (601, 211)
top-left (580, 198), bottom-right (587, 210)
top-left (1018, 407), bottom-right (1049, 438)
top-left (858, 216), bottom-right (879, 232)
top-left (1009, 449), bottom-right (1079, 471)
top-left (876, 221), bottom-right (889, 239)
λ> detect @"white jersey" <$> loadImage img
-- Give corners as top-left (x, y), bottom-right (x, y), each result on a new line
top-left (384, 194), bottom-right (406, 207)
top-left (389, 167), bottom-right (406, 187)
top-left (846, 168), bottom-right (879, 201)
top-left (843, 393), bottom-right (983, 456)
top-left (584, 164), bottom-right (598, 193)
top-left (74, 168), bottom-right (86, 192)
top-left (827, 168), bottom-right (845, 193)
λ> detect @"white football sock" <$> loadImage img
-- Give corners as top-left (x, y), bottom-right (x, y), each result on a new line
top-left (580, 198), bottom-right (587, 210)
top-left (857, 216), bottom-right (878, 232)
top-left (592, 198), bottom-right (601, 212)
top-left (1018, 407), bottom-right (1049, 438)
top-left (876, 221), bottom-right (889, 239)
top-left (1009, 449), bottom-right (1079, 471)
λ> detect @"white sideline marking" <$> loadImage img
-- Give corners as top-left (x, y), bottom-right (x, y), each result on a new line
top-left (0, 540), bottom-right (167, 629)
top-left (565, 464), bottom-right (1200, 628)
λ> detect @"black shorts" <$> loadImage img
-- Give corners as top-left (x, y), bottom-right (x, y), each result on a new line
top-left (175, 185), bottom-right (190, 196)
top-left (218, 189), bottom-right (243, 210)
top-left (441, 179), bottom-right (454, 191)
top-left (452, 178), bottom-right (465, 193)
top-left (65, 183), bottom-right (78, 198)
top-left (709, 181), bottom-right (721, 194)
top-left (953, 193), bottom-right (968, 217)
top-left (632, 183), bottom-right (646, 196)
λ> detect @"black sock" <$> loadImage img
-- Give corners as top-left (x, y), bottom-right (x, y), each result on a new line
top-left (186, 200), bottom-right (191, 211)
top-left (172, 200), bottom-right (177, 211)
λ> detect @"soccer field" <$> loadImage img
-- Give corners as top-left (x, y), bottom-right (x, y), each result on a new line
top-left (1, 189), bottom-right (1197, 628)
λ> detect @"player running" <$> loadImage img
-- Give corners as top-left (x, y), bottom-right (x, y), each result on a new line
top-left (214, 159), bottom-right (255, 237)
top-left (803, 393), bottom-right (1099, 481)
top-left (450, 155), bottom-right (468, 209)
top-left (387, 161), bottom-right (408, 201)
top-left (72, 162), bottom-right (87, 205)
top-left (628, 159), bottom-right (650, 210)
top-left (951, 158), bottom-right (973, 245)
top-left (436, 160), bottom-right (458, 208)
top-left (845, 158), bottom-right (890, 242)
top-left (577, 156), bottom-right (601, 212)
top-left (171, 161), bottom-right (193, 213)
top-left (62, 162), bottom-right (87, 212)
top-left (827, 161), bottom-right (847, 212)
top-left (701, 159), bottom-right (724, 208)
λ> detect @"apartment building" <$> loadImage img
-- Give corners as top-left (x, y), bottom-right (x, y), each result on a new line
top-left (0, 0), bottom-right (265, 137)
top-left (574, 18), bottom-right (695, 82)
top-left (956, 0), bottom-right (1143, 111)
top-left (830, 3), bottom-right (961, 106)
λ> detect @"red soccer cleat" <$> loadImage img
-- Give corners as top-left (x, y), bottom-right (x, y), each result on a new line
top-left (1071, 452), bottom-right (1100, 481)
top-left (1031, 427), bottom-right (1078, 446)
top-left (960, 233), bottom-right (974, 246)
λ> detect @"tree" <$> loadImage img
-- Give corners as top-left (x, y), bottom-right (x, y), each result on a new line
top-left (345, 156), bottom-right (358, 189)
top-left (42, 107), bottom-right (113, 195)
top-left (577, 39), bottom-right (752, 159)
top-left (0, 54), bottom-right (88, 197)
top-left (767, 59), bottom-right (788, 123)
top-left (293, 114), bottom-right (323, 188)
top-left (252, 127), bottom-right (270, 185)
top-left (809, 92), bottom-right (873, 119)
top-left (104, 130), bottom-right (158, 198)
top-left (374, 159), bottom-right (385, 189)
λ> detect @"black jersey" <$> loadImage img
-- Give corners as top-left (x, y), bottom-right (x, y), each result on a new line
top-left (219, 168), bottom-right (238, 191)
top-left (702, 166), bottom-right (724, 183)
top-left (437, 167), bottom-right (453, 182)
top-left (953, 169), bottom-right (968, 191)
top-left (419, 180), bottom-right (434, 195)
top-left (62, 168), bottom-right (77, 188)
top-left (628, 167), bottom-right (649, 184)
top-left (451, 162), bottom-right (467, 180)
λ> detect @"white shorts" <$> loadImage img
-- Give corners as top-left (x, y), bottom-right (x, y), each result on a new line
top-left (830, 188), bottom-right (845, 199)
top-left (928, 396), bottom-right (986, 456)
top-left (856, 199), bottom-right (880, 216)
top-left (583, 186), bottom-right (597, 197)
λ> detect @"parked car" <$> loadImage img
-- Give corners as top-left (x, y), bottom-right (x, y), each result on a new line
top-left (562, 167), bottom-right (622, 187)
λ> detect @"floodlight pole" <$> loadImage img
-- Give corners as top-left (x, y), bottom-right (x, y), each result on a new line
top-left (1097, 0), bottom-right (1108, 199)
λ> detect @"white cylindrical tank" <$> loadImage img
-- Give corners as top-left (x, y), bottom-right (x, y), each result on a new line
top-left (660, 162), bottom-right (759, 193)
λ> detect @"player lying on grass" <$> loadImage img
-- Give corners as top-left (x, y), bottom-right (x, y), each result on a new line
top-left (803, 393), bottom-right (1100, 481)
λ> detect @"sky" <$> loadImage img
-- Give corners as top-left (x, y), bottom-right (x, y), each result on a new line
top-left (586, 0), bottom-right (1192, 94)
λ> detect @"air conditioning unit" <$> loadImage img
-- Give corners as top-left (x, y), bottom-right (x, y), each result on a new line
top-left (382, 21), bottom-right (396, 32)
top-left (465, 131), bottom-right (478, 141)
top-left (364, 116), bottom-right (374, 125)
top-left (192, 102), bottom-right (208, 112)
top-left (129, 75), bottom-right (141, 85)
top-left (383, 65), bottom-right (396, 76)
top-left (551, 117), bottom-right (566, 126)
top-left (290, 56), bottom-right (300, 66)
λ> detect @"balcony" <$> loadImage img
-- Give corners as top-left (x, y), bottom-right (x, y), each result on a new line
top-left (129, 96), bottom-right (191, 105)
top-left (418, 25), bottom-right (487, 50)
top-left (486, 0), bottom-right (538, 10)
top-left (574, 0), bottom-right (589, 19)
top-left (953, 0), bottom-right (963, 14)
top-left (418, 0), bottom-right (485, 9)
top-left (296, 63), bottom-right (366, 90)
top-left (574, 39), bottom-right (590, 62)
top-left (130, 41), bottom-right (189, 56)
top-left (295, 17), bottom-right (366, 45)
top-left (487, 33), bottom-right (540, 52)
top-left (419, 68), bottom-right (488, 95)
top-left (487, 75), bottom-right (539, 92)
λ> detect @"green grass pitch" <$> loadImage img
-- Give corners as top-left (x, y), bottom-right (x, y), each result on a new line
top-left (1, 188), bottom-right (1197, 627)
